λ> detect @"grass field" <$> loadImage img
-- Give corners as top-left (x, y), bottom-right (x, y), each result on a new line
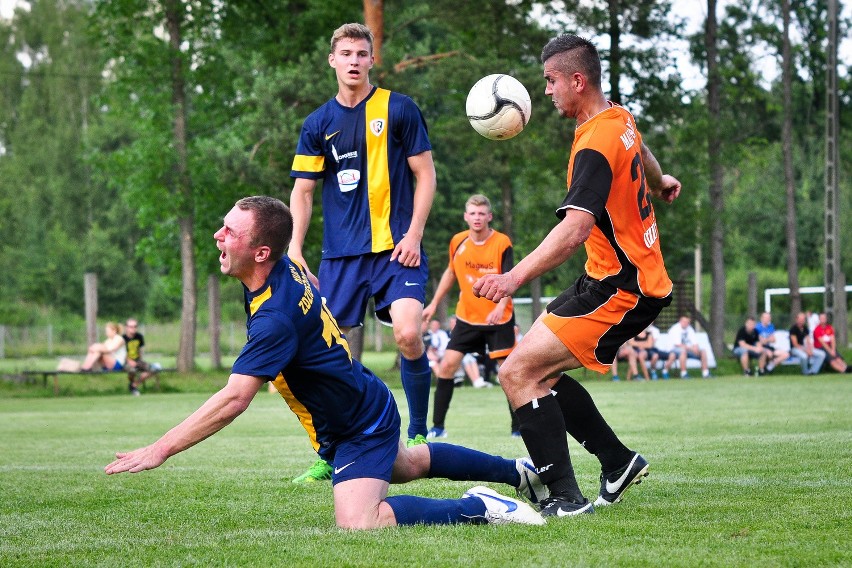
top-left (1, 365), bottom-right (850, 567)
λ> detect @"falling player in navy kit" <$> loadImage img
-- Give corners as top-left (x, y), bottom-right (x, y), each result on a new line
top-left (288, 23), bottom-right (435, 482)
top-left (105, 197), bottom-right (547, 529)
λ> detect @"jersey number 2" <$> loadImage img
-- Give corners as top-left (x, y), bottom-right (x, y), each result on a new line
top-left (632, 153), bottom-right (652, 221)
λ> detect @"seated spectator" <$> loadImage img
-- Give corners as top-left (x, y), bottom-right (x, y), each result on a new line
top-left (733, 316), bottom-right (768, 376)
top-left (81, 322), bottom-right (127, 372)
top-left (123, 318), bottom-right (156, 395)
top-left (789, 312), bottom-right (826, 376)
top-left (611, 339), bottom-right (639, 381)
top-left (664, 315), bottom-right (710, 378)
top-left (631, 327), bottom-right (658, 381)
top-left (425, 319), bottom-right (450, 371)
top-left (756, 311), bottom-right (790, 374)
top-left (813, 312), bottom-right (852, 373)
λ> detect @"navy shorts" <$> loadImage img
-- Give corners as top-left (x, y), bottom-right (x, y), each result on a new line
top-left (326, 386), bottom-right (402, 485)
top-left (319, 250), bottom-right (428, 327)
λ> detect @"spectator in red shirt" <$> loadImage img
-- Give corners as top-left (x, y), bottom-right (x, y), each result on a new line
top-left (812, 313), bottom-right (851, 373)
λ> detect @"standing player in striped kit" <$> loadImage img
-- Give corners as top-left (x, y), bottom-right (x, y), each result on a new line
top-left (288, 24), bottom-right (436, 482)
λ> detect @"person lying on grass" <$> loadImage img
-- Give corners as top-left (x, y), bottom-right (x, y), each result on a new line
top-left (105, 196), bottom-right (548, 529)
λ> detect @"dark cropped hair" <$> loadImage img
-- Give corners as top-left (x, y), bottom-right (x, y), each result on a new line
top-left (235, 196), bottom-right (293, 261)
top-left (541, 34), bottom-right (602, 89)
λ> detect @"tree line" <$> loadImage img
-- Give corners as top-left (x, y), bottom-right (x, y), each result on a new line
top-left (0, 0), bottom-right (848, 370)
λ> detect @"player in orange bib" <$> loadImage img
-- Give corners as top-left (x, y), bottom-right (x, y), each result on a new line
top-left (474, 34), bottom-right (682, 520)
top-left (422, 195), bottom-right (519, 438)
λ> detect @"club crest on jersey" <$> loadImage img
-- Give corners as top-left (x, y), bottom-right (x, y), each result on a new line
top-left (370, 119), bottom-right (385, 136)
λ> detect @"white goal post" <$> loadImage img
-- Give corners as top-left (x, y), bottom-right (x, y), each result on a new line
top-left (764, 285), bottom-right (852, 314)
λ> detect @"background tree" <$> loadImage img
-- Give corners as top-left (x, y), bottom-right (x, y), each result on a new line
top-left (704, 0), bottom-right (727, 354)
top-left (782, 0), bottom-right (802, 316)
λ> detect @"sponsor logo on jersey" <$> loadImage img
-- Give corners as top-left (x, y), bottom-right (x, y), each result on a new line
top-left (331, 144), bottom-right (358, 163)
top-left (370, 118), bottom-right (385, 136)
top-left (325, 130), bottom-right (340, 140)
top-left (337, 169), bottom-right (360, 192)
top-left (643, 221), bottom-right (659, 248)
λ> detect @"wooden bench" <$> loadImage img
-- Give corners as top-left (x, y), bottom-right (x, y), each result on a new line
top-left (22, 367), bottom-right (171, 396)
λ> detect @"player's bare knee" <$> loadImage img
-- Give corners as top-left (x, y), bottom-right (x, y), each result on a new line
top-left (395, 328), bottom-right (424, 359)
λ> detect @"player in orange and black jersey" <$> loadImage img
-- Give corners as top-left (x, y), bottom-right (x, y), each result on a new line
top-left (422, 195), bottom-right (519, 439)
top-left (474, 34), bottom-right (682, 519)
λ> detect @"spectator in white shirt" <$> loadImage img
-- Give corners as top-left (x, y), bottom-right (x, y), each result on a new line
top-left (663, 315), bottom-right (710, 378)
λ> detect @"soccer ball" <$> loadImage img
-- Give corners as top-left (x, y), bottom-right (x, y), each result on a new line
top-left (465, 74), bottom-right (532, 140)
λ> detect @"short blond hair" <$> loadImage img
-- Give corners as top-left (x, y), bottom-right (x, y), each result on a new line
top-left (465, 194), bottom-right (492, 211)
top-left (330, 23), bottom-right (373, 54)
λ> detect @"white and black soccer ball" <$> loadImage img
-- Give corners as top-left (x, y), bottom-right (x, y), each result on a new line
top-left (465, 74), bottom-right (532, 140)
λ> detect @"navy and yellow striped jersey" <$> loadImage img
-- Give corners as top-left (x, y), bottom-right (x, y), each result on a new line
top-left (231, 257), bottom-right (394, 458)
top-left (290, 86), bottom-right (431, 259)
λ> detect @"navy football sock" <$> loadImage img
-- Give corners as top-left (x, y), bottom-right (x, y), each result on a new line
top-left (386, 495), bottom-right (487, 525)
top-left (427, 442), bottom-right (519, 486)
top-left (401, 353), bottom-right (431, 439)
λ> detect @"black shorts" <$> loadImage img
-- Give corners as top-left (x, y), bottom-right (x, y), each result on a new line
top-left (446, 317), bottom-right (516, 360)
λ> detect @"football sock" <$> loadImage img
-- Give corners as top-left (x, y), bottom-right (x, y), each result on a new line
top-left (401, 353), bottom-right (432, 439)
top-left (427, 442), bottom-right (519, 486)
top-left (508, 400), bottom-right (520, 433)
top-left (386, 495), bottom-right (486, 525)
top-left (515, 395), bottom-right (584, 502)
top-left (431, 378), bottom-right (455, 429)
top-left (552, 374), bottom-right (633, 473)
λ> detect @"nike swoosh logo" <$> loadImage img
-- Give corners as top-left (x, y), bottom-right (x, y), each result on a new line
top-left (605, 454), bottom-right (639, 494)
top-left (334, 461), bottom-right (355, 475)
top-left (556, 504), bottom-right (590, 517)
top-left (477, 493), bottom-right (518, 512)
top-left (325, 131), bottom-right (340, 140)
top-left (404, 281), bottom-right (419, 287)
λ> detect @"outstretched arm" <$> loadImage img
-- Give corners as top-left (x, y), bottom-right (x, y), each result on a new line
top-left (473, 209), bottom-right (595, 303)
top-left (104, 374), bottom-right (263, 474)
top-left (641, 143), bottom-right (681, 204)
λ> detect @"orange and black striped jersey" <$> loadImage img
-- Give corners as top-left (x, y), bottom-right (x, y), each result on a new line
top-left (448, 229), bottom-right (514, 325)
top-left (556, 103), bottom-right (672, 299)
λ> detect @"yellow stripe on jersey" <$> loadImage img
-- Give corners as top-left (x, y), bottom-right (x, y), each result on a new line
top-left (365, 88), bottom-right (395, 253)
top-left (271, 372), bottom-right (320, 451)
top-left (292, 154), bottom-right (325, 173)
top-left (249, 285), bottom-right (272, 316)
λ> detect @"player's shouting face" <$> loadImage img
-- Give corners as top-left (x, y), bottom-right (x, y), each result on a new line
top-left (329, 38), bottom-right (373, 90)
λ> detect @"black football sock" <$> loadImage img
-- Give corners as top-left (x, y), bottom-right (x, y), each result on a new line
top-left (515, 395), bottom-right (584, 502)
top-left (508, 400), bottom-right (520, 433)
top-left (552, 374), bottom-right (633, 473)
top-left (431, 378), bottom-right (455, 430)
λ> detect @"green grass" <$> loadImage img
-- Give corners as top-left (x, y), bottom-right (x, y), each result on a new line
top-left (1, 370), bottom-right (850, 567)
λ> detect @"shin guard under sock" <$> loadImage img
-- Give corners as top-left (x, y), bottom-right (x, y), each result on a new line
top-left (515, 395), bottom-right (584, 501)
